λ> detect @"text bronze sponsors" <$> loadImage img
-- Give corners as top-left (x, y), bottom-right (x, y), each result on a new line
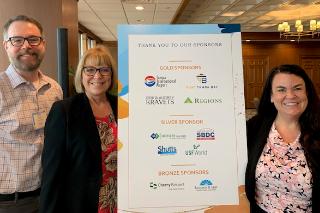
top-left (158, 170), bottom-right (209, 176)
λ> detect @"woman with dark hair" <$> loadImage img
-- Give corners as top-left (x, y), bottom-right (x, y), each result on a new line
top-left (245, 64), bottom-right (320, 212)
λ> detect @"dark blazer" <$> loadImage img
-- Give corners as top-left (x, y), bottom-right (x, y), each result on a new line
top-left (245, 114), bottom-right (320, 212)
top-left (39, 92), bottom-right (117, 213)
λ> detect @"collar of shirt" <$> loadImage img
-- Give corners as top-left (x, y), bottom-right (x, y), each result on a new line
top-left (5, 64), bottom-right (49, 89)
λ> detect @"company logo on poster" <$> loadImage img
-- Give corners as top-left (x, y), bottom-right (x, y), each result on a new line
top-left (184, 97), bottom-right (222, 104)
top-left (158, 145), bottom-right (177, 155)
top-left (185, 74), bottom-right (218, 90)
top-left (151, 133), bottom-right (186, 140)
top-left (145, 76), bottom-right (156, 87)
top-left (197, 74), bottom-right (207, 83)
top-left (195, 180), bottom-right (218, 191)
top-left (185, 144), bottom-right (208, 155)
top-left (145, 75), bottom-right (177, 88)
top-left (197, 128), bottom-right (215, 140)
top-left (146, 96), bottom-right (174, 105)
top-left (150, 182), bottom-right (185, 190)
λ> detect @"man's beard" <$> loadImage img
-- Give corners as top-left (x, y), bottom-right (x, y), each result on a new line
top-left (8, 49), bottom-right (45, 72)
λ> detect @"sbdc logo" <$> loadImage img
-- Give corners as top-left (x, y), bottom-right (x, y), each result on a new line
top-left (196, 128), bottom-right (215, 140)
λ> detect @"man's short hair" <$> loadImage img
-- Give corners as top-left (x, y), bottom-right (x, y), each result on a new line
top-left (3, 15), bottom-right (44, 40)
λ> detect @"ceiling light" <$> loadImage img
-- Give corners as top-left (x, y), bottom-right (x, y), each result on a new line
top-left (278, 12), bottom-right (320, 42)
top-left (136, 6), bottom-right (144, 10)
top-left (137, 19), bottom-right (145, 22)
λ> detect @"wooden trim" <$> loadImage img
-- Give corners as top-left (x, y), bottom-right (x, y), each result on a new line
top-left (102, 41), bottom-right (117, 47)
top-left (78, 22), bottom-right (103, 43)
top-left (170, 0), bottom-right (190, 24)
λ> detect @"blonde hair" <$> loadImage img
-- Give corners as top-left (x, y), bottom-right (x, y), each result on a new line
top-left (74, 45), bottom-right (117, 93)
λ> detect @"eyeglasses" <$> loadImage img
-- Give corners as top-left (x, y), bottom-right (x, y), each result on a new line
top-left (5, 36), bottom-right (43, 47)
top-left (82, 66), bottom-right (112, 76)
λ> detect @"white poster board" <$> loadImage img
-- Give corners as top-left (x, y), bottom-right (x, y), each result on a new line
top-left (118, 24), bottom-right (248, 213)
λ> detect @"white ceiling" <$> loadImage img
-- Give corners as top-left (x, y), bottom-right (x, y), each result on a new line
top-left (78, 0), bottom-right (320, 41)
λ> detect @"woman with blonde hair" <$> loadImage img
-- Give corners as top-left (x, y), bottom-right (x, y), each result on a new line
top-left (40, 45), bottom-right (118, 213)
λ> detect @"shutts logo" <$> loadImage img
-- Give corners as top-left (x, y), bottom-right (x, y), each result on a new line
top-left (145, 76), bottom-right (156, 87)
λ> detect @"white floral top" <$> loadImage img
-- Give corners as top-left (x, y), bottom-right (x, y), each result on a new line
top-left (255, 123), bottom-right (312, 212)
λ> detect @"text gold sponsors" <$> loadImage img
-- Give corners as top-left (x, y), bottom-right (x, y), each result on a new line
top-left (159, 66), bottom-right (201, 70)
top-left (161, 119), bottom-right (204, 125)
top-left (158, 170), bottom-right (209, 176)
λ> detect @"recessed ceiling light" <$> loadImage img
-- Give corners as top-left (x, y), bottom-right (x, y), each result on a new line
top-left (246, 39), bottom-right (250, 42)
top-left (137, 19), bottom-right (145, 22)
top-left (290, 39), bottom-right (295, 41)
top-left (136, 6), bottom-right (144, 10)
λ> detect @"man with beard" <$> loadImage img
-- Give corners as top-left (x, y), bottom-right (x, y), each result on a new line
top-left (0, 15), bottom-right (62, 213)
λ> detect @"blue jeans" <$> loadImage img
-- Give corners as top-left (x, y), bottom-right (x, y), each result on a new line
top-left (0, 196), bottom-right (39, 213)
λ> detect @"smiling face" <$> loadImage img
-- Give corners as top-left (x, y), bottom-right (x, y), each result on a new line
top-left (3, 21), bottom-right (45, 73)
top-left (271, 73), bottom-right (308, 120)
top-left (82, 62), bottom-right (112, 100)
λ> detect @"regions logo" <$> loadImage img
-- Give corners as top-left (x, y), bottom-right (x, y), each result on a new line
top-left (158, 146), bottom-right (177, 155)
top-left (151, 133), bottom-right (186, 140)
top-left (145, 76), bottom-right (156, 87)
top-left (197, 128), bottom-right (215, 140)
top-left (184, 97), bottom-right (222, 104)
top-left (150, 182), bottom-right (185, 191)
top-left (185, 144), bottom-right (208, 155)
top-left (146, 96), bottom-right (174, 105)
top-left (144, 75), bottom-right (177, 88)
top-left (195, 180), bottom-right (218, 191)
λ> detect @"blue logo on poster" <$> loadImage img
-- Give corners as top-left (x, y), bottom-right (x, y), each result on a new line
top-left (200, 180), bottom-right (212, 186)
top-left (145, 76), bottom-right (156, 87)
top-left (158, 146), bottom-right (177, 155)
